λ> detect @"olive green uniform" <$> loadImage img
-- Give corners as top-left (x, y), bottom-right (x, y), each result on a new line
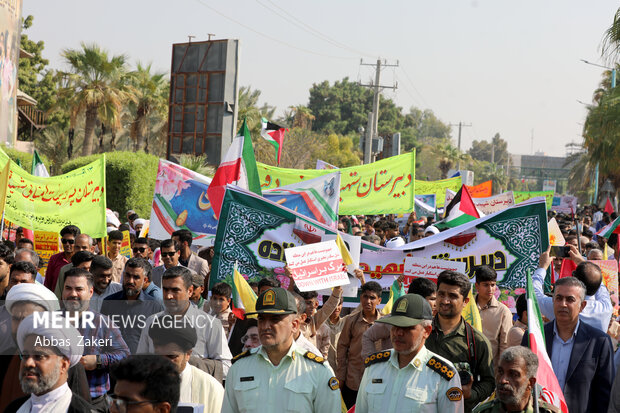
top-left (472, 396), bottom-right (561, 413)
top-left (425, 316), bottom-right (495, 413)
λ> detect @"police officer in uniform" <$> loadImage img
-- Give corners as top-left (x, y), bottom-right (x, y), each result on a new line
top-left (356, 294), bottom-right (464, 413)
top-left (473, 346), bottom-right (560, 413)
top-left (221, 287), bottom-right (342, 413)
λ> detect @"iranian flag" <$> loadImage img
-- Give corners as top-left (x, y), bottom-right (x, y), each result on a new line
top-left (526, 271), bottom-right (568, 413)
top-left (596, 215), bottom-right (620, 238)
top-left (260, 118), bottom-right (287, 165)
top-left (31, 150), bottom-right (49, 177)
top-left (230, 264), bottom-right (257, 320)
top-left (435, 185), bottom-right (483, 229)
top-left (207, 119), bottom-right (262, 218)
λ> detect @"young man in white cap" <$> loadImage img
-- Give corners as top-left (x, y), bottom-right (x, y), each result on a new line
top-left (4, 313), bottom-right (91, 413)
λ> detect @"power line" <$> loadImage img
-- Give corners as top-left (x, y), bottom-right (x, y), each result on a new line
top-left (260, 0), bottom-right (377, 58)
top-left (398, 65), bottom-right (430, 109)
top-left (190, 0), bottom-right (358, 60)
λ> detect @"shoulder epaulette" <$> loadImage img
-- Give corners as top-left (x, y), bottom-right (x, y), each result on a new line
top-left (232, 350), bottom-right (252, 364)
top-left (304, 351), bottom-right (325, 364)
top-left (364, 350), bottom-right (391, 367)
top-left (427, 356), bottom-right (456, 380)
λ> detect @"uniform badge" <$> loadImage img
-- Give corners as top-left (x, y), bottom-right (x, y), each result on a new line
top-left (372, 379), bottom-right (383, 383)
top-left (446, 387), bottom-right (463, 401)
top-left (396, 299), bottom-right (408, 313)
top-left (413, 359), bottom-right (421, 368)
top-left (263, 290), bottom-right (276, 306)
top-left (329, 377), bottom-right (340, 391)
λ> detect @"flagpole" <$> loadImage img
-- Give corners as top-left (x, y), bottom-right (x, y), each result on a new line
top-left (0, 211), bottom-right (5, 241)
top-left (533, 384), bottom-right (539, 413)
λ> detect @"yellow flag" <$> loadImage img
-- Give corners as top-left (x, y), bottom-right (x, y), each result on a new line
top-left (335, 234), bottom-right (353, 265)
top-left (462, 285), bottom-right (483, 332)
top-left (605, 243), bottom-right (610, 260)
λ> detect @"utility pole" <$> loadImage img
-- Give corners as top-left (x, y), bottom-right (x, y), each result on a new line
top-left (359, 59), bottom-right (398, 164)
top-left (448, 122), bottom-right (471, 170)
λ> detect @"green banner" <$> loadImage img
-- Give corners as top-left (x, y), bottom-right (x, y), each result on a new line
top-left (257, 152), bottom-right (415, 215)
top-left (0, 151), bottom-right (107, 237)
top-left (414, 177), bottom-right (461, 207)
top-left (513, 191), bottom-right (553, 210)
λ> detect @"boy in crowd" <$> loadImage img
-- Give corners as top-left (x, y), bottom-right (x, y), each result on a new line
top-left (207, 282), bottom-right (232, 335)
top-left (337, 281), bottom-right (383, 409)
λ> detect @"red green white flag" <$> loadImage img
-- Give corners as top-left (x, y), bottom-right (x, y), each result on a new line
top-left (596, 215), bottom-right (620, 239)
top-left (207, 119), bottom-right (262, 219)
top-left (261, 118), bottom-right (287, 166)
top-left (526, 270), bottom-right (568, 413)
top-left (435, 185), bottom-right (483, 229)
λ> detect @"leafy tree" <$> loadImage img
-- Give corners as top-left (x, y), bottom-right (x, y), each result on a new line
top-left (284, 105), bottom-right (315, 130)
top-left (59, 43), bottom-right (136, 156)
top-left (432, 140), bottom-right (469, 179)
top-left (314, 133), bottom-right (361, 168)
top-left (468, 133), bottom-right (509, 165)
top-left (127, 62), bottom-right (169, 152)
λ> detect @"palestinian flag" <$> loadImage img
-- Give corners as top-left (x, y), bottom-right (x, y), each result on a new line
top-left (230, 264), bottom-right (258, 320)
top-left (435, 185), bottom-right (483, 229)
top-left (596, 215), bottom-right (620, 239)
top-left (526, 270), bottom-right (568, 413)
top-left (207, 119), bottom-right (262, 218)
top-left (31, 150), bottom-right (49, 177)
top-left (261, 118), bottom-right (288, 165)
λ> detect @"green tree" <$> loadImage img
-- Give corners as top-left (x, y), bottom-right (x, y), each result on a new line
top-left (432, 141), bottom-right (469, 179)
top-left (128, 62), bottom-right (169, 152)
top-left (59, 43), bottom-right (136, 156)
top-left (468, 133), bottom-right (509, 165)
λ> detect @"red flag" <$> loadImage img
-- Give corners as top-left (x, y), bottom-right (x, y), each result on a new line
top-left (604, 198), bottom-right (614, 214)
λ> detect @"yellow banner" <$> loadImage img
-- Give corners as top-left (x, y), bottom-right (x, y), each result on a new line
top-left (0, 150), bottom-right (107, 237)
top-left (414, 177), bottom-right (461, 207)
top-left (257, 153), bottom-right (415, 215)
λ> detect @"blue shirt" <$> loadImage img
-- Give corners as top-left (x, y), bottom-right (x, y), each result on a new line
top-left (551, 320), bottom-right (580, 390)
top-left (143, 282), bottom-right (163, 302)
top-left (533, 267), bottom-right (612, 332)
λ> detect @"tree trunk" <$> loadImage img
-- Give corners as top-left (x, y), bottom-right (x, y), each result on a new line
top-left (82, 107), bottom-right (98, 156)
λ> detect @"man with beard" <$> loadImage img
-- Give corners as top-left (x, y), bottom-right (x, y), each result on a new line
top-left (221, 288), bottom-right (341, 413)
top-left (425, 270), bottom-right (495, 413)
top-left (62, 268), bottom-right (130, 412)
top-left (3, 313), bottom-right (92, 413)
top-left (356, 294), bottom-right (463, 413)
top-left (473, 346), bottom-right (559, 413)
top-left (101, 258), bottom-right (164, 353)
top-left (136, 265), bottom-right (232, 376)
top-left (88, 256), bottom-right (121, 312)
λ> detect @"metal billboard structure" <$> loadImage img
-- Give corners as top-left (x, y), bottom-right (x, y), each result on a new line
top-left (167, 39), bottom-right (240, 166)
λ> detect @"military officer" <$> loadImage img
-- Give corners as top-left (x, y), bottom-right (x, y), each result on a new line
top-left (356, 294), bottom-right (464, 413)
top-left (221, 287), bottom-right (342, 413)
top-left (473, 346), bottom-right (560, 413)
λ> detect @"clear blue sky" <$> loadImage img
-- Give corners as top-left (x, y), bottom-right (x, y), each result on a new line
top-left (24, 0), bottom-right (620, 157)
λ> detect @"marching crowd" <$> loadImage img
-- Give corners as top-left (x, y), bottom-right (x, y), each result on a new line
top-left (0, 206), bottom-right (619, 412)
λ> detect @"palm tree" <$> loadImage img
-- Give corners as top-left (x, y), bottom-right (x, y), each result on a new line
top-left (128, 62), bottom-right (169, 152)
top-left (59, 43), bottom-right (135, 156)
top-left (601, 7), bottom-right (620, 63)
top-left (288, 105), bottom-right (315, 129)
top-left (432, 141), bottom-right (469, 179)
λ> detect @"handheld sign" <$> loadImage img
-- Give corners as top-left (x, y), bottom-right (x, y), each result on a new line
top-left (285, 240), bottom-right (350, 292)
top-left (403, 257), bottom-right (466, 286)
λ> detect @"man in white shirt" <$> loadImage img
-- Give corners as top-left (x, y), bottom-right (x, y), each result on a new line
top-left (535, 245), bottom-right (612, 332)
top-left (149, 316), bottom-right (224, 411)
top-left (136, 266), bottom-right (233, 375)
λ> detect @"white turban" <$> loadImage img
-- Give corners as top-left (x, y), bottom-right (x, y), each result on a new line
top-left (16, 313), bottom-right (83, 367)
top-left (133, 218), bottom-right (146, 227)
top-left (424, 225), bottom-right (440, 235)
top-left (385, 237), bottom-right (406, 248)
top-left (6, 283), bottom-right (60, 314)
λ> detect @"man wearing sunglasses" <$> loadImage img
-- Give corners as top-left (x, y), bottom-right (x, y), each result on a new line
top-left (44, 225), bottom-right (80, 292)
top-left (132, 237), bottom-right (152, 263)
top-left (151, 239), bottom-right (190, 288)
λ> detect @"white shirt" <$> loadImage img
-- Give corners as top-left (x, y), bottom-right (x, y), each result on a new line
top-left (295, 332), bottom-right (322, 356)
top-left (179, 363), bottom-right (224, 412)
top-left (136, 303), bottom-right (233, 375)
top-left (17, 382), bottom-right (72, 413)
top-left (533, 267), bottom-right (613, 332)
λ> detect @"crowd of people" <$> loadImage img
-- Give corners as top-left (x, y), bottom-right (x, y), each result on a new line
top-left (0, 205), bottom-right (619, 412)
